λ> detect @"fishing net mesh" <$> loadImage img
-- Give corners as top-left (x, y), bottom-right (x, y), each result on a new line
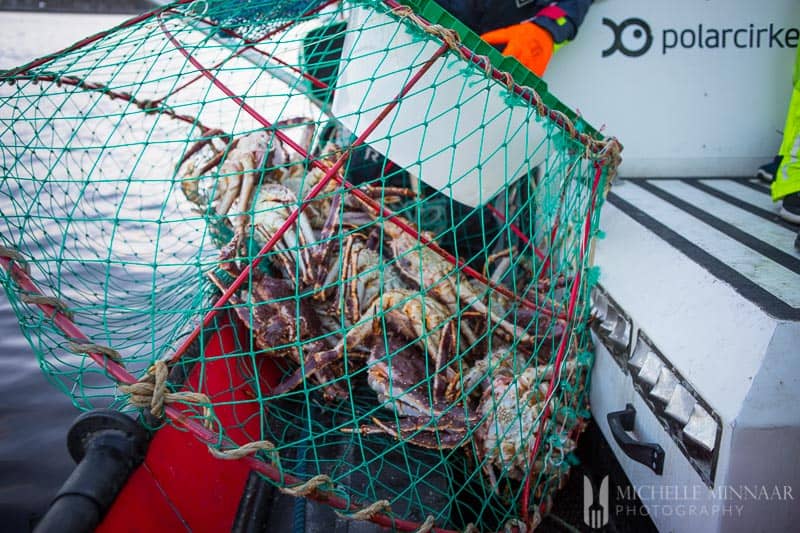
top-left (0, 0), bottom-right (620, 530)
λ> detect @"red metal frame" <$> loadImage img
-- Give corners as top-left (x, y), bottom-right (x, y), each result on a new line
top-left (521, 162), bottom-right (603, 522)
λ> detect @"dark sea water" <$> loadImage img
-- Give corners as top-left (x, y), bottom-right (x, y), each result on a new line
top-left (0, 12), bottom-right (129, 530)
top-left (0, 295), bottom-right (76, 531)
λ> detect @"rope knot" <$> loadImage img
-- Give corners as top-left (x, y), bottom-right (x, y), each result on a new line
top-left (281, 474), bottom-right (334, 497)
top-left (391, 5), bottom-right (466, 60)
top-left (139, 99), bottom-right (162, 114)
top-left (118, 359), bottom-right (170, 415)
top-left (118, 360), bottom-right (211, 423)
top-left (390, 5), bottom-right (414, 18)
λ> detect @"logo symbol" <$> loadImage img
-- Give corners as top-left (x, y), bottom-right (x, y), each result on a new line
top-left (583, 475), bottom-right (610, 529)
top-left (602, 18), bottom-right (653, 57)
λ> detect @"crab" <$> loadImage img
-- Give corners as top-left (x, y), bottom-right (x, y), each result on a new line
top-left (208, 237), bottom-right (348, 401)
top-left (368, 289), bottom-right (461, 398)
top-left (444, 312), bottom-right (566, 405)
top-left (307, 182), bottom-right (418, 300)
top-left (281, 151), bottom-right (340, 230)
top-left (274, 288), bottom-right (460, 400)
top-left (249, 183), bottom-right (412, 295)
top-left (473, 358), bottom-right (580, 490)
top-left (178, 131), bottom-right (290, 238)
top-left (336, 233), bottom-right (407, 324)
top-left (343, 311), bottom-right (478, 450)
top-left (242, 180), bottom-right (382, 291)
top-left (216, 132), bottom-right (288, 233)
top-left (177, 121), bottom-right (330, 235)
top-left (346, 203), bottom-right (546, 347)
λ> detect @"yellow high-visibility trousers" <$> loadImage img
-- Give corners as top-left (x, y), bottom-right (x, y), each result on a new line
top-left (773, 46), bottom-right (800, 201)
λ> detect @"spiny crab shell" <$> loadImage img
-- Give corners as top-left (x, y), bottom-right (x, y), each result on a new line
top-left (475, 368), bottom-right (549, 481)
top-left (474, 357), bottom-right (581, 489)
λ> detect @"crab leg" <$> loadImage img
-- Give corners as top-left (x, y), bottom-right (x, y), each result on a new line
top-left (252, 184), bottom-right (318, 283)
top-left (486, 250), bottom-right (515, 285)
top-left (214, 174), bottom-right (241, 218)
top-left (462, 288), bottom-right (539, 343)
top-left (339, 210), bottom-right (373, 229)
top-left (342, 234), bottom-right (362, 324)
top-left (317, 255), bottom-right (342, 302)
top-left (379, 290), bottom-right (458, 377)
top-left (359, 185), bottom-right (417, 205)
top-left (453, 313), bottom-right (479, 347)
top-left (269, 348), bottom-right (345, 397)
top-left (312, 193), bottom-right (343, 292)
top-left (275, 220), bottom-right (306, 278)
top-left (178, 132), bottom-right (232, 209)
top-left (270, 314), bottom-right (376, 396)
top-left (294, 208), bottom-right (318, 287)
top-left (354, 412), bottom-right (471, 449)
top-left (432, 320), bottom-right (457, 398)
top-left (340, 235), bottom-right (355, 321)
top-left (297, 119), bottom-right (317, 159)
top-left (254, 225), bottom-right (299, 285)
top-left (232, 153), bottom-right (259, 238)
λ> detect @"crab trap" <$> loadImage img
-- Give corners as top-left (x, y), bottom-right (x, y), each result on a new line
top-left (0, 0), bottom-right (620, 530)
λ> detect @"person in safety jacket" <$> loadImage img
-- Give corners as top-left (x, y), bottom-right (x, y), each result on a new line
top-left (756, 46), bottom-right (800, 251)
top-left (435, 0), bottom-right (593, 76)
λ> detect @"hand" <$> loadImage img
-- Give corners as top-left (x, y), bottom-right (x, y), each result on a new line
top-left (481, 21), bottom-right (555, 77)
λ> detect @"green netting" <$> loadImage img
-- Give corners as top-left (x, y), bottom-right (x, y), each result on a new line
top-left (0, 0), bottom-right (621, 530)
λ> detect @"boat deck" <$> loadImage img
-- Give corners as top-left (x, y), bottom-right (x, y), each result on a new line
top-left (607, 177), bottom-right (799, 321)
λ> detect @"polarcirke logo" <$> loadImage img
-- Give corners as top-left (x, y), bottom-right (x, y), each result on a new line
top-left (603, 17), bottom-right (800, 57)
top-left (602, 17), bottom-right (653, 57)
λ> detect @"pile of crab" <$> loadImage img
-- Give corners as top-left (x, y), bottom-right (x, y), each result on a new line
top-left (178, 120), bottom-right (591, 499)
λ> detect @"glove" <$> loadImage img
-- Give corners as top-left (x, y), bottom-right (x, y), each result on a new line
top-left (481, 21), bottom-right (555, 77)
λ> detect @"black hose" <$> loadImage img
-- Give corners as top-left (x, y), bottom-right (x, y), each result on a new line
top-left (34, 409), bottom-right (149, 533)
